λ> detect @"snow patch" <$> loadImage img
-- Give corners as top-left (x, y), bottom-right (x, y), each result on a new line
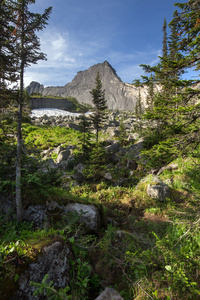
top-left (30, 108), bottom-right (91, 118)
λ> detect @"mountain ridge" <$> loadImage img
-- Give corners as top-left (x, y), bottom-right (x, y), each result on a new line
top-left (27, 61), bottom-right (149, 110)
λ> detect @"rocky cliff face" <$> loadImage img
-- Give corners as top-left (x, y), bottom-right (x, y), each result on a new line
top-left (26, 81), bottom-right (44, 95)
top-left (26, 61), bottom-right (150, 110)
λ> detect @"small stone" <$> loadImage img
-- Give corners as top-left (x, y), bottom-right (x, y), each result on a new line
top-left (95, 287), bottom-right (124, 300)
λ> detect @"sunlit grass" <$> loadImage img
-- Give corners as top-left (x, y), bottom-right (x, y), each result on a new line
top-left (22, 123), bottom-right (82, 150)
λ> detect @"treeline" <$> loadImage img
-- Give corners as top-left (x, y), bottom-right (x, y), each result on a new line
top-left (133, 0), bottom-right (200, 168)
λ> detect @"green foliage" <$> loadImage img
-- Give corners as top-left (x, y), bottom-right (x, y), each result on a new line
top-left (118, 118), bottom-right (128, 146)
top-left (162, 17), bottom-right (168, 58)
top-left (90, 72), bottom-right (107, 142)
top-left (83, 143), bottom-right (108, 182)
top-left (69, 249), bottom-right (92, 299)
top-left (79, 114), bottom-right (93, 160)
top-left (134, 1), bottom-right (200, 169)
top-left (23, 124), bottom-right (82, 150)
top-left (0, 139), bottom-right (62, 202)
top-left (30, 274), bottom-right (71, 299)
top-left (1, 2), bottom-right (200, 297)
top-left (142, 138), bottom-right (180, 169)
top-left (22, 162), bottom-right (61, 203)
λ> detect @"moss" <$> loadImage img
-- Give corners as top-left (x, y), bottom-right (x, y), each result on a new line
top-left (0, 235), bottom-right (67, 300)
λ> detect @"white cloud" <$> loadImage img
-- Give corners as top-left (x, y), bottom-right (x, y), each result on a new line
top-left (24, 28), bottom-right (110, 87)
top-left (24, 28), bottom-right (162, 87)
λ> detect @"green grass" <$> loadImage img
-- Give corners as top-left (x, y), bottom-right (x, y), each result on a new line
top-left (1, 119), bottom-right (200, 299)
top-left (22, 124), bottom-right (82, 150)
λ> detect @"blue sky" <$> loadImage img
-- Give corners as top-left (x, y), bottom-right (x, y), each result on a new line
top-left (24, 0), bottom-right (186, 87)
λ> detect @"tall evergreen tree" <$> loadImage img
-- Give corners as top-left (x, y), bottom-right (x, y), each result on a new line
top-left (173, 0), bottom-right (200, 72)
top-left (90, 72), bottom-right (107, 143)
top-left (0, 0), bottom-right (18, 85)
top-left (168, 11), bottom-right (180, 61)
top-left (0, 0), bottom-right (18, 115)
top-left (79, 114), bottom-right (92, 160)
top-left (162, 17), bottom-right (168, 58)
top-left (11, 0), bottom-right (52, 220)
top-left (134, 0), bottom-right (200, 167)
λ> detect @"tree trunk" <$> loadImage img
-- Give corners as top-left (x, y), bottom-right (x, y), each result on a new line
top-left (16, 58), bottom-right (24, 221)
top-left (16, 98), bottom-right (23, 221)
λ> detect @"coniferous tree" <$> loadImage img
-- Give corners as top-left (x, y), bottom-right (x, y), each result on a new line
top-left (168, 11), bottom-right (180, 61)
top-left (162, 17), bottom-right (168, 58)
top-left (118, 118), bottom-right (127, 146)
top-left (173, 0), bottom-right (200, 72)
top-left (135, 89), bottom-right (143, 117)
top-left (12, 0), bottom-right (52, 220)
top-left (134, 88), bottom-right (143, 132)
top-left (0, 0), bottom-right (18, 86)
top-left (134, 0), bottom-right (200, 167)
top-left (79, 114), bottom-right (92, 160)
top-left (90, 72), bottom-right (107, 143)
top-left (0, 0), bottom-right (18, 121)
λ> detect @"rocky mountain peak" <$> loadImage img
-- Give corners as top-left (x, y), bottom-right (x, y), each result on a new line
top-left (26, 61), bottom-right (149, 110)
top-left (26, 81), bottom-right (44, 95)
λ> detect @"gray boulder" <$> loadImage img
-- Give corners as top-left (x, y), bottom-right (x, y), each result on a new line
top-left (40, 158), bottom-right (58, 173)
top-left (147, 179), bottom-right (171, 201)
top-left (104, 172), bottom-right (113, 181)
top-left (56, 149), bottom-right (71, 163)
top-left (126, 159), bottom-right (138, 170)
top-left (105, 127), bottom-right (120, 138)
top-left (65, 203), bottom-right (100, 232)
top-left (105, 142), bottom-right (120, 153)
top-left (95, 287), bottom-right (124, 300)
top-left (128, 137), bottom-right (144, 160)
top-left (74, 163), bottom-right (85, 175)
top-left (15, 241), bottom-right (70, 299)
top-left (23, 205), bottom-right (47, 228)
top-left (0, 196), bottom-right (15, 215)
top-left (53, 145), bottom-right (64, 154)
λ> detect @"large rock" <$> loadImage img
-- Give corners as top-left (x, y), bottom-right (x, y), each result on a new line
top-left (0, 195), bottom-right (15, 215)
top-left (147, 179), bottom-right (171, 201)
top-left (65, 203), bottom-right (100, 232)
top-left (126, 159), bottom-right (138, 170)
top-left (23, 205), bottom-right (47, 228)
top-left (127, 137), bottom-right (144, 160)
top-left (95, 287), bottom-right (124, 300)
top-left (56, 149), bottom-right (71, 163)
top-left (15, 241), bottom-right (70, 299)
top-left (105, 142), bottom-right (120, 153)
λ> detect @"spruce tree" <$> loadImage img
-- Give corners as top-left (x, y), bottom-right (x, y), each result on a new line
top-left (11, 0), bottom-right (52, 220)
top-left (90, 71), bottom-right (107, 143)
top-left (79, 114), bottom-right (92, 160)
top-left (173, 0), bottom-right (200, 72)
top-left (134, 0), bottom-right (200, 167)
top-left (118, 118), bottom-right (127, 146)
top-left (0, 0), bottom-right (18, 116)
top-left (135, 88), bottom-right (143, 131)
top-left (162, 17), bottom-right (168, 58)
